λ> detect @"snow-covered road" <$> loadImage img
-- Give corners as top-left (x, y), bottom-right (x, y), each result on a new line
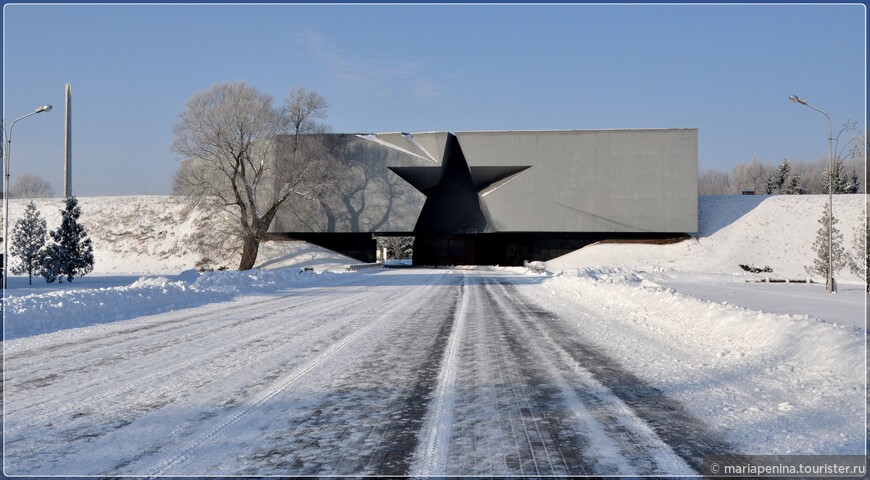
top-left (3, 269), bottom-right (768, 475)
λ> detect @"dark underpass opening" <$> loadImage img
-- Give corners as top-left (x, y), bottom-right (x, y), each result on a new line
top-left (270, 232), bottom-right (689, 267)
top-left (410, 232), bottom-right (689, 266)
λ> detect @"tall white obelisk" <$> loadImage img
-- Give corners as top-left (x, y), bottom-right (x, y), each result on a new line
top-left (63, 83), bottom-right (72, 197)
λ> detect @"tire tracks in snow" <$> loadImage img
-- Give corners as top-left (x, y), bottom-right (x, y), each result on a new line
top-left (408, 272), bottom-right (720, 476)
top-left (492, 278), bottom-right (738, 473)
top-left (408, 272), bottom-right (469, 477)
top-left (478, 280), bottom-right (581, 476)
top-left (146, 316), bottom-right (373, 476)
top-left (5, 285), bottom-right (384, 440)
top-left (410, 273), bottom-right (588, 476)
top-left (4, 276), bottom-right (407, 474)
top-left (337, 278), bottom-right (462, 476)
top-left (454, 277), bottom-right (596, 476)
top-left (7, 295), bottom-right (319, 426)
top-left (5, 291), bottom-right (303, 362)
top-left (138, 275), bottom-right (449, 476)
top-left (238, 274), bottom-right (463, 476)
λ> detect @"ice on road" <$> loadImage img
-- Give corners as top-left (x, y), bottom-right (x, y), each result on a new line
top-left (6, 269), bottom-right (740, 475)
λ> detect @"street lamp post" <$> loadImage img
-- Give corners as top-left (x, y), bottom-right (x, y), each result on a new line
top-left (789, 95), bottom-right (835, 293)
top-left (3, 105), bottom-right (52, 291)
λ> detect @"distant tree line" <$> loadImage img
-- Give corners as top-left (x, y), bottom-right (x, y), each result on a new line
top-left (699, 156), bottom-right (865, 195)
top-left (699, 129), bottom-right (867, 195)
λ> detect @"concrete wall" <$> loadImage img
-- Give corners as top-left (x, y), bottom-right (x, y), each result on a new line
top-left (273, 129), bottom-right (698, 235)
top-left (271, 134), bottom-right (428, 234)
top-left (456, 129), bottom-right (698, 233)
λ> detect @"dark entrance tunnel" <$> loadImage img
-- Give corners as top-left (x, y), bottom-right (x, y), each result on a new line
top-left (269, 232), bottom-right (688, 267)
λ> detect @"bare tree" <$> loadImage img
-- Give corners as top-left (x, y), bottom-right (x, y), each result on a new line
top-left (730, 157), bottom-right (773, 193)
top-left (172, 81), bottom-right (335, 270)
top-left (8, 173), bottom-right (55, 199)
top-left (698, 169), bottom-right (732, 195)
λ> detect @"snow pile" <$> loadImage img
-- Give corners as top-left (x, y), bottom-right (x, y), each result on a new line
top-left (572, 267), bottom-right (645, 286)
top-left (547, 194), bottom-right (866, 282)
top-left (193, 267), bottom-right (345, 294)
top-left (563, 267), bottom-right (863, 379)
top-left (254, 240), bottom-right (360, 272)
top-left (4, 267), bottom-right (352, 339)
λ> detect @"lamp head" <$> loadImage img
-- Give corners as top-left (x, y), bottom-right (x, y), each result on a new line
top-left (788, 95), bottom-right (806, 105)
top-left (36, 105), bottom-right (52, 113)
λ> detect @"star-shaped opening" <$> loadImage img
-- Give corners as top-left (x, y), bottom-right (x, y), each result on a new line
top-left (389, 134), bottom-right (530, 233)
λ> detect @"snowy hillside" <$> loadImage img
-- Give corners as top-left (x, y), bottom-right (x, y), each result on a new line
top-left (1, 196), bottom-right (357, 275)
top-left (548, 194), bottom-right (866, 283)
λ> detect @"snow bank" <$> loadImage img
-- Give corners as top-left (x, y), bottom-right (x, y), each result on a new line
top-left (4, 267), bottom-right (353, 340)
top-left (549, 267), bottom-right (864, 380)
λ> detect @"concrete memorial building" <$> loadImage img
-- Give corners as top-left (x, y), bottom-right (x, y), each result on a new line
top-left (271, 129), bottom-right (698, 266)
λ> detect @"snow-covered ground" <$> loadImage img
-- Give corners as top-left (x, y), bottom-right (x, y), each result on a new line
top-left (3, 269), bottom-right (863, 475)
top-left (547, 194), bottom-right (866, 330)
top-left (531, 194), bottom-right (866, 456)
top-left (516, 268), bottom-right (863, 457)
top-left (2, 268), bottom-right (361, 340)
top-left (0, 195), bottom-right (359, 275)
top-left (549, 194), bottom-right (865, 281)
top-left (3, 237), bottom-right (361, 339)
top-left (1, 193), bottom-right (866, 475)
top-left (2, 196), bottom-right (360, 338)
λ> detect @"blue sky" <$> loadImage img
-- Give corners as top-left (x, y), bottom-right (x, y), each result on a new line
top-left (2, 3), bottom-right (866, 196)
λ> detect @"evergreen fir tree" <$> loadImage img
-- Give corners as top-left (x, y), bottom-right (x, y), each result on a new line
top-left (765, 160), bottom-right (802, 194)
top-left (44, 196), bottom-right (94, 283)
top-left (783, 173), bottom-right (804, 195)
top-left (765, 161), bottom-right (785, 194)
top-left (764, 175), bottom-right (777, 195)
top-left (805, 202), bottom-right (846, 281)
top-left (10, 201), bottom-right (47, 285)
top-left (846, 166), bottom-right (860, 194)
top-left (824, 158), bottom-right (851, 194)
top-left (39, 244), bottom-right (61, 283)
